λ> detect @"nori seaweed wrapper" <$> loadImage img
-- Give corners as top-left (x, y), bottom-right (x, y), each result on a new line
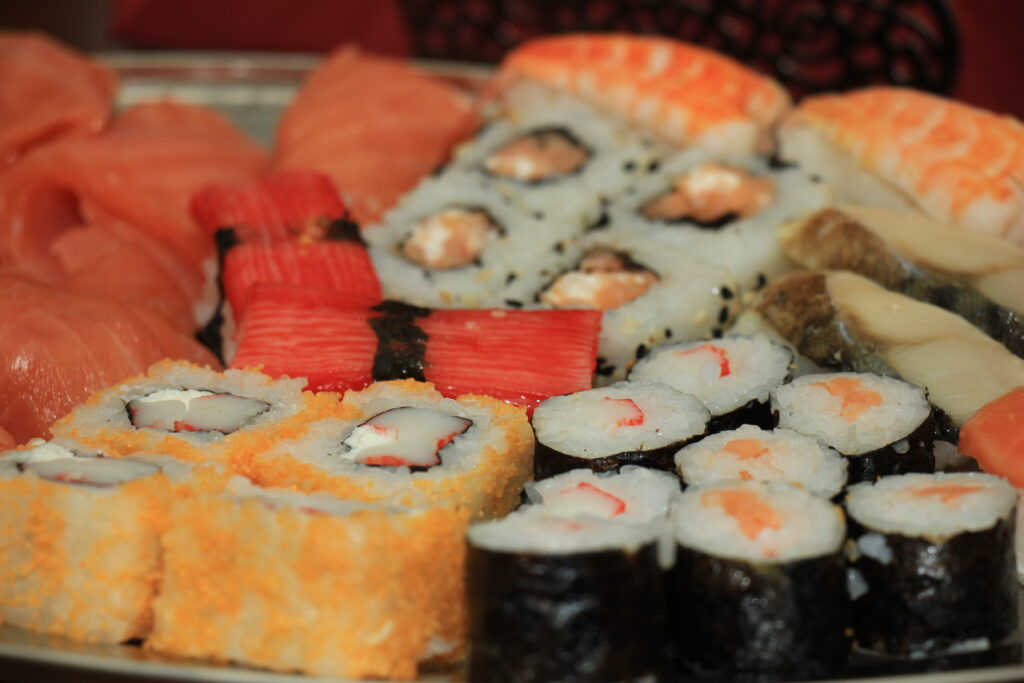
top-left (668, 544), bottom-right (850, 679)
top-left (368, 300), bottom-right (431, 382)
top-left (468, 540), bottom-right (665, 682)
top-left (843, 412), bottom-right (936, 484)
top-left (847, 513), bottom-right (1018, 656)
top-left (706, 398), bottom-right (775, 434)
top-left (533, 438), bottom-right (697, 480)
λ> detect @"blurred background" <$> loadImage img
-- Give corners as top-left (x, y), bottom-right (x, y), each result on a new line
top-left (0, 0), bottom-right (1020, 117)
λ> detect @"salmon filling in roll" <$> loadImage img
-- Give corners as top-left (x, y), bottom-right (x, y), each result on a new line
top-left (641, 163), bottom-right (775, 226)
top-left (400, 207), bottom-right (501, 270)
top-left (483, 127), bottom-right (590, 183)
top-left (541, 248), bottom-right (659, 310)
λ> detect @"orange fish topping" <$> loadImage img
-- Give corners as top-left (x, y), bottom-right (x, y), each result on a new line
top-left (678, 344), bottom-right (731, 378)
top-left (603, 397), bottom-right (645, 427)
top-left (813, 377), bottom-right (882, 420)
top-left (724, 439), bottom-right (770, 460)
top-left (910, 484), bottom-right (986, 505)
top-left (702, 489), bottom-right (782, 540)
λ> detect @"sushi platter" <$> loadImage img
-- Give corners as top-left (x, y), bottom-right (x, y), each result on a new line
top-left (5, 36), bottom-right (1024, 683)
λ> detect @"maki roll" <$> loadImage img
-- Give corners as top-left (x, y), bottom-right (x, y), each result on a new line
top-left (147, 483), bottom-right (467, 679)
top-left (526, 466), bottom-right (681, 523)
top-left (772, 372), bottom-right (935, 483)
top-left (50, 360), bottom-right (340, 476)
top-left (845, 472), bottom-right (1018, 657)
top-left (669, 481), bottom-right (849, 678)
top-left (628, 334), bottom-right (793, 432)
top-left (531, 380), bottom-right (708, 479)
top-left (251, 379), bottom-right (534, 518)
top-left (467, 507), bottom-right (666, 683)
top-left (603, 149), bottom-right (830, 294)
top-left (675, 424), bottom-right (848, 498)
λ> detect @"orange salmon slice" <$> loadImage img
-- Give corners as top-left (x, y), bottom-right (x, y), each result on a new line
top-left (813, 377), bottom-right (882, 420)
top-left (723, 439), bottom-right (770, 460)
top-left (702, 489), bottom-right (782, 540)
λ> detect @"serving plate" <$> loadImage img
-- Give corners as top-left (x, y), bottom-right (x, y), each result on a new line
top-left (2, 52), bottom-right (1021, 683)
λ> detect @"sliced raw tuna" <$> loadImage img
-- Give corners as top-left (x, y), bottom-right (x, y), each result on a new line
top-left (274, 47), bottom-right (477, 225)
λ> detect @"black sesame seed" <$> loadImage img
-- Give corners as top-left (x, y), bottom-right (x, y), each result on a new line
top-left (635, 344), bottom-right (648, 360)
top-left (647, 160), bottom-right (660, 173)
top-left (553, 242), bottom-right (565, 254)
top-left (506, 273), bottom-right (518, 285)
top-left (504, 299), bottom-right (523, 309)
top-left (595, 357), bottom-right (616, 376)
top-left (533, 211), bottom-right (545, 220)
top-left (623, 160), bottom-right (637, 172)
top-left (718, 306), bottom-right (730, 324)
top-left (720, 286), bottom-right (734, 300)
top-left (711, 327), bottom-right (724, 338)
top-left (665, 328), bottom-right (673, 339)
top-left (756, 273), bottom-right (768, 289)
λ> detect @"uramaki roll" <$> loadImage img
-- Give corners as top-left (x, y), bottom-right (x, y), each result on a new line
top-left (146, 485), bottom-right (468, 680)
top-left (251, 379), bottom-right (534, 519)
top-left (0, 438), bottom-right (233, 643)
top-left (50, 360), bottom-right (341, 477)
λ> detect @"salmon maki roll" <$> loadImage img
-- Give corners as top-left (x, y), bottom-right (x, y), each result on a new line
top-left (50, 360), bottom-right (341, 477)
top-left (497, 34), bottom-right (791, 155)
top-left (147, 482), bottom-right (469, 679)
top-left (252, 379), bottom-right (533, 519)
top-left (779, 87), bottom-right (1024, 246)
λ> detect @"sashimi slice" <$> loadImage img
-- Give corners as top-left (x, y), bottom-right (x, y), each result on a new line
top-left (0, 32), bottom-right (116, 165)
top-left (0, 101), bottom-right (269, 277)
top-left (959, 387), bottom-right (1024, 487)
top-left (192, 170), bottom-right (349, 242)
top-left (274, 47), bottom-right (477, 225)
top-left (0, 275), bottom-right (220, 443)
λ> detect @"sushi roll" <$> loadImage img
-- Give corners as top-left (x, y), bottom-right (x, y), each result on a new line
top-left (531, 380), bottom-right (708, 479)
top-left (603, 149), bottom-right (830, 295)
top-left (628, 334), bottom-right (793, 432)
top-left (467, 507), bottom-right (665, 683)
top-left (525, 466), bottom-right (681, 523)
top-left (365, 175), bottom-right (578, 308)
top-left (251, 379), bottom-right (534, 518)
top-left (669, 481), bottom-right (849, 678)
top-left (845, 472), bottom-right (1018, 657)
top-left (529, 231), bottom-right (740, 383)
top-left (147, 482), bottom-right (467, 679)
top-left (772, 372), bottom-right (936, 483)
top-left (0, 438), bottom-right (232, 643)
top-left (675, 424), bottom-right (848, 498)
top-left (50, 360), bottom-right (341, 476)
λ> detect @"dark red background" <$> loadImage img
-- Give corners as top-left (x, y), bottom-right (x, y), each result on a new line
top-left (111, 0), bottom-right (1024, 119)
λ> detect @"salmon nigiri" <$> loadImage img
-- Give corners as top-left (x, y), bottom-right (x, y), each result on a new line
top-left (0, 32), bottom-right (116, 165)
top-left (780, 87), bottom-right (1024, 246)
top-left (495, 34), bottom-right (791, 155)
top-left (0, 276), bottom-right (219, 443)
top-left (274, 47), bottom-right (477, 225)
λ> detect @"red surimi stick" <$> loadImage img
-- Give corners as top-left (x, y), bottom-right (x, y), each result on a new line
top-left (191, 170), bottom-right (348, 242)
top-left (231, 283), bottom-right (602, 410)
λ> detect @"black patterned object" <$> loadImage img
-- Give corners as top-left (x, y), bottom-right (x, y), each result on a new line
top-left (400, 0), bottom-right (960, 96)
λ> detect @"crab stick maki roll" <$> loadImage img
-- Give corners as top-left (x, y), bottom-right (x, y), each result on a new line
top-left (0, 438), bottom-right (232, 643)
top-left (147, 482), bottom-right (466, 679)
top-left (531, 381), bottom-right (708, 479)
top-left (532, 231), bottom-right (740, 383)
top-left (526, 466), bottom-right (681, 523)
top-left (252, 380), bottom-right (533, 518)
top-left (629, 334), bottom-right (793, 432)
top-left (604, 149), bottom-right (830, 295)
top-left (669, 481), bottom-right (849, 678)
top-left (50, 360), bottom-right (340, 477)
top-left (364, 178), bottom-right (573, 308)
top-left (467, 507), bottom-right (666, 683)
top-left (845, 473), bottom-right (1018, 657)
top-left (676, 424), bottom-right (848, 498)
top-left (772, 372), bottom-right (935, 483)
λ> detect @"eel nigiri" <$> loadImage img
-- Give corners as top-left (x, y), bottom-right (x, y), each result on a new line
top-left (779, 87), bottom-right (1024, 245)
top-left (779, 205), bottom-right (1024, 358)
top-left (497, 34), bottom-right (791, 154)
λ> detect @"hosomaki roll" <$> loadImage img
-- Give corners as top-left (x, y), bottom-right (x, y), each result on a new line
top-left (0, 438), bottom-right (233, 643)
top-left (50, 360), bottom-right (341, 477)
top-left (467, 507), bottom-right (666, 683)
top-left (845, 472), bottom-right (1018, 657)
top-left (146, 483), bottom-right (469, 679)
top-left (669, 481), bottom-right (849, 678)
top-left (628, 333), bottom-right (793, 432)
top-left (531, 380), bottom-right (708, 479)
top-left (231, 283), bottom-right (601, 411)
top-left (251, 380), bottom-right (533, 518)
top-left (772, 372), bottom-right (935, 483)
top-left (675, 424), bottom-right (848, 498)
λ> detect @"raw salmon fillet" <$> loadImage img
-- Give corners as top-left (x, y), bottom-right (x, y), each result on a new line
top-left (0, 32), bottom-right (116, 166)
top-left (0, 276), bottom-right (220, 443)
top-left (274, 47), bottom-right (477, 225)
